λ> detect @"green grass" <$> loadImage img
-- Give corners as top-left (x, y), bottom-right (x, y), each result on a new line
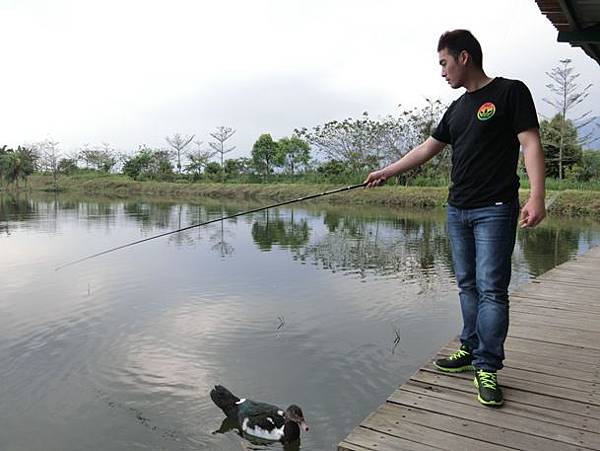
top-left (520, 177), bottom-right (600, 191)
top-left (17, 173), bottom-right (600, 218)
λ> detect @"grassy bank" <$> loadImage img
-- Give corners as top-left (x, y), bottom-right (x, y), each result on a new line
top-left (19, 174), bottom-right (600, 218)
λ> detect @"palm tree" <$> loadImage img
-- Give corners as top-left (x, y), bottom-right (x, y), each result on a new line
top-left (0, 147), bottom-right (37, 191)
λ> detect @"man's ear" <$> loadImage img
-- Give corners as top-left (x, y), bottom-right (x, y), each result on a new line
top-left (459, 50), bottom-right (469, 66)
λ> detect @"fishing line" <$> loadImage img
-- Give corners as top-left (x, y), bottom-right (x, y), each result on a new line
top-left (56, 182), bottom-right (367, 270)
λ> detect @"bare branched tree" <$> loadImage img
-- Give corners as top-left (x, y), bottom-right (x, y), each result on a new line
top-left (543, 58), bottom-right (594, 179)
top-left (209, 126), bottom-right (236, 183)
top-left (185, 140), bottom-right (215, 179)
top-left (35, 138), bottom-right (61, 191)
top-left (79, 143), bottom-right (117, 172)
top-left (165, 133), bottom-right (195, 174)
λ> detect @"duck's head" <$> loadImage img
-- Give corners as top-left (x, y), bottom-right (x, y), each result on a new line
top-left (284, 405), bottom-right (309, 432)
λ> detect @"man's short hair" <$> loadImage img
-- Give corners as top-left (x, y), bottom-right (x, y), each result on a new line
top-left (437, 30), bottom-right (483, 69)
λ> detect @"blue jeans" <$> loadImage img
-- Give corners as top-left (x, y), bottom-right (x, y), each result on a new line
top-left (447, 201), bottom-right (519, 371)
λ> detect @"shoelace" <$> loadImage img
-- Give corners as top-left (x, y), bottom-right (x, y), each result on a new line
top-left (449, 349), bottom-right (469, 361)
top-left (477, 370), bottom-right (498, 389)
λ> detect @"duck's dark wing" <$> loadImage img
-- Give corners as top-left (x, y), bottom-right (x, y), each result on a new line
top-left (238, 400), bottom-right (286, 439)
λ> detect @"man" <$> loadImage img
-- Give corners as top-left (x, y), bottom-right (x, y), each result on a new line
top-left (365, 29), bottom-right (546, 406)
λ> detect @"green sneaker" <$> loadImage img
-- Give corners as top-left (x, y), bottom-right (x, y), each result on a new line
top-left (434, 345), bottom-right (474, 373)
top-left (474, 369), bottom-right (503, 406)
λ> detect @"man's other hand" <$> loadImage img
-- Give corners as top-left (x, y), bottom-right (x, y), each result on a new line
top-left (520, 196), bottom-right (546, 228)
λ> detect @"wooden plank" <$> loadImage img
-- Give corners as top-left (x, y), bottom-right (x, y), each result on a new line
top-left (522, 278), bottom-right (600, 290)
top-left (439, 347), bottom-right (598, 380)
top-left (540, 261), bottom-right (600, 270)
top-left (510, 315), bottom-right (600, 339)
top-left (447, 336), bottom-right (600, 362)
top-left (501, 366), bottom-right (597, 393)
top-left (514, 290), bottom-right (600, 305)
top-left (573, 255), bottom-right (600, 262)
top-left (418, 366), bottom-right (600, 406)
top-left (511, 297), bottom-right (600, 313)
top-left (535, 277), bottom-right (600, 287)
top-left (401, 381), bottom-right (596, 433)
top-left (510, 303), bottom-right (600, 320)
top-left (539, 269), bottom-right (600, 278)
top-left (538, 267), bottom-right (600, 278)
top-left (361, 402), bottom-right (518, 451)
top-left (423, 361), bottom-right (599, 395)
top-left (541, 261), bottom-right (600, 270)
top-left (583, 246), bottom-right (600, 257)
top-left (339, 245), bottom-right (600, 451)
top-left (338, 441), bottom-right (375, 451)
top-left (388, 389), bottom-right (600, 449)
top-left (509, 311), bottom-right (600, 332)
top-left (510, 298), bottom-right (600, 317)
top-left (515, 284), bottom-right (598, 307)
top-left (511, 296), bottom-right (600, 315)
top-left (502, 335), bottom-right (600, 355)
top-left (410, 370), bottom-right (600, 419)
top-left (513, 291), bottom-right (600, 304)
top-left (339, 427), bottom-right (438, 451)
top-left (512, 302), bottom-right (600, 317)
top-left (512, 294), bottom-right (600, 310)
top-left (541, 271), bottom-right (600, 279)
top-left (513, 295), bottom-right (600, 309)
top-left (508, 324), bottom-right (600, 350)
top-left (531, 277), bottom-right (600, 290)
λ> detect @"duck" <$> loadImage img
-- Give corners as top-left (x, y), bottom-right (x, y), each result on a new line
top-left (210, 385), bottom-right (309, 443)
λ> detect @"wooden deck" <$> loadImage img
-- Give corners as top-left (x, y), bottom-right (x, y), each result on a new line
top-left (339, 245), bottom-right (600, 451)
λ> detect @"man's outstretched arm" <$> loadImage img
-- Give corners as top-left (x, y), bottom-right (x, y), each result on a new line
top-left (364, 137), bottom-right (447, 187)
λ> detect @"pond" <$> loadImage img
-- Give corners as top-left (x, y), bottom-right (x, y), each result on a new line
top-left (1, 193), bottom-right (599, 451)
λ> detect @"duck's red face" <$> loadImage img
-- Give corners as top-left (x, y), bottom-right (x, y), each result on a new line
top-left (286, 405), bottom-right (309, 432)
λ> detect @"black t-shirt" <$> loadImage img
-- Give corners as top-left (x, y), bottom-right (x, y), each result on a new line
top-left (432, 77), bottom-right (539, 208)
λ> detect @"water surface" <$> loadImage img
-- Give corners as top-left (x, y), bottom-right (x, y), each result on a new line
top-left (1, 193), bottom-right (599, 451)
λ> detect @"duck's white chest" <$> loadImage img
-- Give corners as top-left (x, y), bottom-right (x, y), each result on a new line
top-left (241, 417), bottom-right (284, 440)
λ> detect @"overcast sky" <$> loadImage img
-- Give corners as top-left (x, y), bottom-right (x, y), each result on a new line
top-left (2, 0), bottom-right (599, 158)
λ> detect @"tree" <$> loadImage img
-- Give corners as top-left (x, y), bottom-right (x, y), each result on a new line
top-left (278, 136), bottom-right (310, 175)
top-left (237, 157), bottom-right (255, 175)
top-left (251, 134), bottom-right (282, 180)
top-left (35, 139), bottom-right (61, 191)
top-left (296, 112), bottom-right (384, 172)
top-left (0, 146), bottom-right (37, 191)
top-left (79, 143), bottom-right (117, 172)
top-left (57, 158), bottom-right (78, 174)
top-left (185, 140), bottom-right (213, 180)
top-left (224, 158), bottom-right (243, 179)
top-left (208, 126), bottom-right (236, 183)
top-left (186, 154), bottom-right (211, 180)
top-left (580, 150), bottom-right (600, 181)
top-left (539, 114), bottom-right (582, 178)
top-left (316, 160), bottom-right (348, 178)
top-left (296, 101), bottom-right (446, 182)
top-left (165, 133), bottom-right (194, 174)
top-left (123, 145), bottom-right (174, 181)
top-left (204, 161), bottom-right (223, 181)
top-left (0, 145), bottom-right (6, 187)
top-left (543, 59), bottom-right (594, 179)
top-left (97, 143), bottom-right (118, 172)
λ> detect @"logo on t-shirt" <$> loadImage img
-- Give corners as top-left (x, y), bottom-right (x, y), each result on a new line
top-left (477, 102), bottom-right (496, 121)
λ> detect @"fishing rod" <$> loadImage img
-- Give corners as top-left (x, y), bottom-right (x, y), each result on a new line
top-left (56, 182), bottom-right (367, 271)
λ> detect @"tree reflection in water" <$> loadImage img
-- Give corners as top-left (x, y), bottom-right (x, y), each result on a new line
top-left (250, 205), bottom-right (455, 292)
top-left (251, 209), bottom-right (310, 251)
top-left (2, 194), bottom-right (599, 280)
top-left (515, 217), bottom-right (587, 277)
top-left (248, 203), bottom-right (600, 290)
